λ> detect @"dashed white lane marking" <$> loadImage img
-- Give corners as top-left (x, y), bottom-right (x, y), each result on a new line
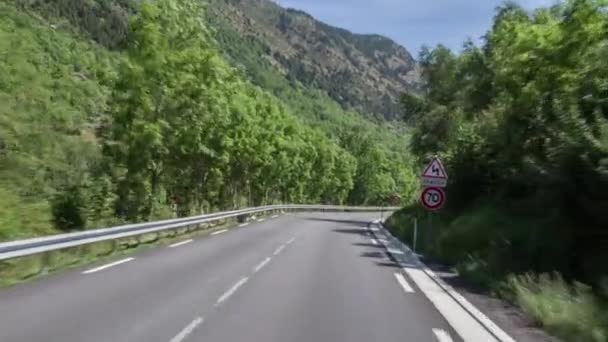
top-left (271, 215), bottom-right (279, 218)
top-left (432, 328), bottom-right (454, 342)
top-left (253, 257), bottom-right (272, 273)
top-left (168, 239), bottom-right (193, 248)
top-left (273, 245), bottom-right (286, 255)
top-left (170, 317), bottom-right (204, 342)
top-left (370, 238), bottom-right (378, 245)
top-left (83, 258), bottom-right (134, 274)
top-left (394, 272), bottom-right (415, 293)
top-left (211, 229), bottom-right (228, 236)
top-left (257, 218), bottom-right (265, 222)
top-left (285, 237), bottom-right (296, 245)
top-left (216, 277), bottom-right (248, 306)
top-left (238, 223), bottom-right (249, 227)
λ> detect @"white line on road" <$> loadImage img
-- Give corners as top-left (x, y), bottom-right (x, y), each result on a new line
top-left (170, 317), bottom-right (204, 342)
top-left (253, 257), bottom-right (272, 273)
top-left (168, 239), bottom-right (193, 248)
top-left (285, 237), bottom-right (296, 245)
top-left (257, 218), bottom-right (265, 222)
top-left (271, 215), bottom-right (279, 218)
top-left (238, 223), bottom-right (249, 227)
top-left (216, 277), bottom-right (248, 306)
top-left (82, 257), bottom-right (134, 274)
top-left (373, 220), bottom-right (513, 342)
top-left (211, 229), bottom-right (228, 236)
top-left (370, 238), bottom-right (378, 245)
top-left (273, 245), bottom-right (286, 255)
top-left (432, 328), bottom-right (454, 342)
top-left (403, 266), bottom-right (502, 341)
top-left (394, 272), bottom-right (415, 293)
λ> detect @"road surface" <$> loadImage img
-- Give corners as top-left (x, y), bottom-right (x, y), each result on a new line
top-left (0, 212), bottom-right (462, 342)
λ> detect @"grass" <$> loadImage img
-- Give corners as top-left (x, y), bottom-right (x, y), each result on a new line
top-left (506, 273), bottom-right (608, 342)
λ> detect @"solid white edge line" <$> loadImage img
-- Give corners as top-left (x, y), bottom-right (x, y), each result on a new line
top-left (253, 257), bottom-right (272, 273)
top-left (285, 237), bottom-right (296, 245)
top-left (373, 222), bottom-right (513, 342)
top-left (370, 238), bottom-right (378, 245)
top-left (394, 272), bottom-right (415, 293)
top-left (238, 223), bottom-right (249, 227)
top-left (82, 257), bottom-right (134, 274)
top-left (432, 328), bottom-right (454, 342)
top-left (211, 229), bottom-right (228, 236)
top-left (168, 239), bottom-right (193, 248)
top-left (170, 317), bottom-right (204, 342)
top-left (216, 277), bottom-right (249, 306)
top-left (273, 245), bottom-right (285, 255)
top-left (421, 264), bottom-right (516, 342)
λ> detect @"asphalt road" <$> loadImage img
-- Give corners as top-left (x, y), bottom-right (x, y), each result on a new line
top-left (0, 212), bottom-right (462, 342)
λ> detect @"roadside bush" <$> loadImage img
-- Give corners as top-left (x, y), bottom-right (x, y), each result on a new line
top-left (436, 204), bottom-right (570, 279)
top-left (507, 273), bottom-right (608, 342)
top-left (51, 187), bottom-right (87, 231)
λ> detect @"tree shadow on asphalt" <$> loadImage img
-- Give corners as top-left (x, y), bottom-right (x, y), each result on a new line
top-left (360, 251), bottom-right (387, 259)
top-left (331, 228), bottom-right (370, 236)
top-left (375, 261), bottom-right (402, 268)
top-left (352, 242), bottom-right (384, 249)
top-left (301, 217), bottom-right (370, 228)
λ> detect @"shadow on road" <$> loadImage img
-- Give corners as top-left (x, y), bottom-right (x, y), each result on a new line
top-left (360, 251), bottom-right (387, 259)
top-left (302, 217), bottom-right (370, 228)
top-left (352, 242), bottom-right (384, 249)
top-left (375, 261), bottom-right (401, 268)
top-left (332, 228), bottom-right (369, 236)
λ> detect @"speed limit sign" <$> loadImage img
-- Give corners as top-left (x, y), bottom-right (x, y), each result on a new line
top-left (421, 187), bottom-right (446, 210)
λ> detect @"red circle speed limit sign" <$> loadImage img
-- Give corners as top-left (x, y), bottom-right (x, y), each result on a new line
top-left (421, 187), bottom-right (446, 210)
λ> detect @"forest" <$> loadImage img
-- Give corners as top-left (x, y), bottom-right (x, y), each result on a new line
top-left (390, 1), bottom-right (608, 340)
top-left (0, 0), bottom-right (417, 241)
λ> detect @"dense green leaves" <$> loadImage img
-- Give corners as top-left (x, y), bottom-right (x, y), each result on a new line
top-left (1, 0), bottom-right (417, 241)
top-left (407, 0), bottom-right (608, 284)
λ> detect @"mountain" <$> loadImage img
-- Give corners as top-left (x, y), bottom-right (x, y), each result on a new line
top-left (209, 0), bottom-right (420, 120)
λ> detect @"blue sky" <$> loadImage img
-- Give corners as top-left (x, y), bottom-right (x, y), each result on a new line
top-left (274, 0), bottom-right (558, 56)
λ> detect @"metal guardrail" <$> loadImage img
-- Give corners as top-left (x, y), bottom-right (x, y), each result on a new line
top-left (0, 205), bottom-right (399, 261)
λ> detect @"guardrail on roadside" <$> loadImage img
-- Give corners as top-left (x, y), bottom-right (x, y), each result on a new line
top-left (0, 205), bottom-right (400, 261)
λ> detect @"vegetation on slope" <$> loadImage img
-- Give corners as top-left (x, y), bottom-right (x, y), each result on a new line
top-left (208, 0), bottom-right (419, 120)
top-left (388, 1), bottom-right (608, 340)
top-left (0, 0), bottom-right (417, 241)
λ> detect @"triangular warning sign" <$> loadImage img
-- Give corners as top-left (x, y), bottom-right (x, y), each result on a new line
top-left (422, 158), bottom-right (448, 179)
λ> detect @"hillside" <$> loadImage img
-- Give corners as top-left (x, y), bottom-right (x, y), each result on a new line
top-left (0, 0), bottom-right (417, 241)
top-left (209, 0), bottom-right (420, 120)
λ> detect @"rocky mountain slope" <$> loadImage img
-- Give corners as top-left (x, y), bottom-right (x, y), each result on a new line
top-left (210, 0), bottom-right (420, 120)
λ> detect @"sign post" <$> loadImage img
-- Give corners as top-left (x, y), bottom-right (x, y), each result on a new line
top-left (413, 217), bottom-right (418, 253)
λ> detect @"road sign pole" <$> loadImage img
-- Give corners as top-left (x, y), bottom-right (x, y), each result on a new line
top-left (428, 212), bottom-right (433, 251)
top-left (413, 217), bottom-right (418, 253)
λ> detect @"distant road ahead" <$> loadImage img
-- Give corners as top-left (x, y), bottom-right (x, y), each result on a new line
top-left (0, 212), bottom-right (461, 342)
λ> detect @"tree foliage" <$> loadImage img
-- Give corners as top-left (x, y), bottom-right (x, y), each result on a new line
top-left (0, 0), bottom-right (417, 241)
top-left (407, 0), bottom-right (608, 284)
